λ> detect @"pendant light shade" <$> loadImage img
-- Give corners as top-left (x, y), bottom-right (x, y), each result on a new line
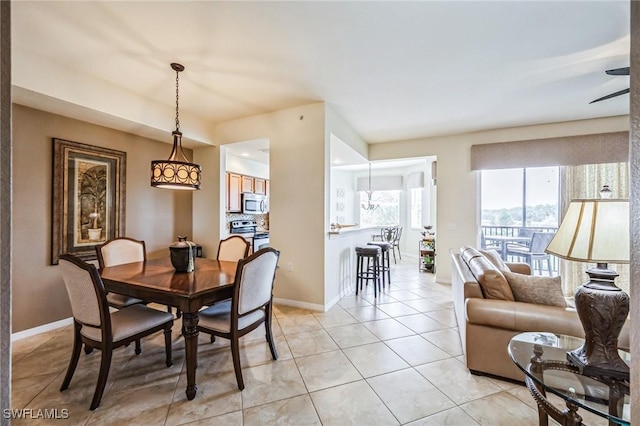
top-left (151, 63), bottom-right (201, 190)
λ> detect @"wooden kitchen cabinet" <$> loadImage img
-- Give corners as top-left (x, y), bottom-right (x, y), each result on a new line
top-left (227, 173), bottom-right (242, 212)
top-left (254, 178), bottom-right (266, 195)
top-left (241, 176), bottom-right (254, 193)
top-left (226, 172), bottom-right (269, 212)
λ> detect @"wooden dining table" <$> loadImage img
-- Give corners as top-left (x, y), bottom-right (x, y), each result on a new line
top-left (99, 256), bottom-right (238, 401)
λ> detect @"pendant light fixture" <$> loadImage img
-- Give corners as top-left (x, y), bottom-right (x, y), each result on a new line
top-left (361, 163), bottom-right (379, 211)
top-left (151, 63), bottom-right (201, 190)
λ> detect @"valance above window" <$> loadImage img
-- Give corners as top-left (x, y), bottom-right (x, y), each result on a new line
top-left (470, 131), bottom-right (628, 170)
top-left (356, 175), bottom-right (403, 191)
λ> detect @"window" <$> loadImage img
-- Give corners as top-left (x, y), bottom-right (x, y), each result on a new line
top-left (409, 188), bottom-right (422, 229)
top-left (481, 167), bottom-right (559, 228)
top-left (360, 190), bottom-right (400, 227)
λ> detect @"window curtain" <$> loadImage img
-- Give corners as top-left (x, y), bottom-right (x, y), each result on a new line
top-left (559, 162), bottom-right (629, 296)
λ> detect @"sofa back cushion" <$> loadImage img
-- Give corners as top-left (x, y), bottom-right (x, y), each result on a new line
top-left (480, 249), bottom-right (509, 271)
top-left (460, 246), bottom-right (515, 301)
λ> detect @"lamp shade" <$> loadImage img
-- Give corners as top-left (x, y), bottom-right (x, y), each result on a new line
top-left (545, 199), bottom-right (629, 264)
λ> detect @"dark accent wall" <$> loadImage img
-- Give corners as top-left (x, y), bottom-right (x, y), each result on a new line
top-left (1, 0), bottom-right (12, 420)
top-left (12, 105), bottom-right (193, 332)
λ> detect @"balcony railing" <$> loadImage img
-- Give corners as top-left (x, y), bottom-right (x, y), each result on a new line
top-left (481, 225), bottom-right (557, 237)
top-left (480, 226), bottom-right (558, 276)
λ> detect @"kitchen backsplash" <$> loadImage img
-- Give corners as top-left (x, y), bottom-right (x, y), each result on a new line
top-left (226, 213), bottom-right (269, 232)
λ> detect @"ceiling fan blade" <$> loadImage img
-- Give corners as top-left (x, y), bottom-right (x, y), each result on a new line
top-left (605, 67), bottom-right (630, 76)
top-left (590, 87), bottom-right (630, 104)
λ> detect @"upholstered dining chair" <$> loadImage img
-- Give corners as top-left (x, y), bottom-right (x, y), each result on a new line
top-left (96, 237), bottom-right (147, 310)
top-left (199, 235), bottom-right (252, 343)
top-left (197, 247), bottom-right (280, 390)
top-left (58, 254), bottom-right (174, 410)
top-left (217, 235), bottom-right (251, 261)
top-left (95, 237), bottom-right (151, 355)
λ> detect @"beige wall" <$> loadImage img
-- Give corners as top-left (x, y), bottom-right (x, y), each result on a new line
top-left (12, 105), bottom-right (193, 332)
top-left (201, 102), bottom-right (327, 308)
top-left (193, 146), bottom-right (222, 259)
top-left (370, 115), bottom-right (629, 284)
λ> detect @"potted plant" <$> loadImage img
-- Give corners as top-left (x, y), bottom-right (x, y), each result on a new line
top-left (423, 254), bottom-right (434, 269)
top-left (79, 166), bottom-right (106, 241)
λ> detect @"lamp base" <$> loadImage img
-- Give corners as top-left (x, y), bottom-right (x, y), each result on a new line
top-left (567, 265), bottom-right (629, 380)
top-left (566, 350), bottom-right (629, 380)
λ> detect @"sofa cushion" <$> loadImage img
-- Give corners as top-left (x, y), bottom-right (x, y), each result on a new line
top-left (461, 246), bottom-right (514, 301)
top-left (503, 271), bottom-right (566, 307)
top-left (480, 249), bottom-right (509, 271)
top-left (460, 246), bottom-right (484, 265)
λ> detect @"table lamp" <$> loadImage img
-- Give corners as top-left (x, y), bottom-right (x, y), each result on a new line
top-left (545, 190), bottom-right (629, 379)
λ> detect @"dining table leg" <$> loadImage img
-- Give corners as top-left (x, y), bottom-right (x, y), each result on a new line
top-left (182, 311), bottom-right (199, 400)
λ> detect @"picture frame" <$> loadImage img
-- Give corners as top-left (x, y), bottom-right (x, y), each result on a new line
top-left (51, 138), bottom-right (126, 264)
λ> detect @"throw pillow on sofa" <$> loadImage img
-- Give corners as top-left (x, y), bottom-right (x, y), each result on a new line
top-left (480, 249), bottom-right (509, 271)
top-left (503, 271), bottom-right (566, 307)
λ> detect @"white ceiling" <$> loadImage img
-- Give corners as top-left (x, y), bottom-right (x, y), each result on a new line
top-left (12, 1), bottom-right (630, 150)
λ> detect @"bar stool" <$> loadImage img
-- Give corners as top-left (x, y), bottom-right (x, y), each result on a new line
top-left (355, 245), bottom-right (381, 297)
top-left (367, 241), bottom-right (391, 288)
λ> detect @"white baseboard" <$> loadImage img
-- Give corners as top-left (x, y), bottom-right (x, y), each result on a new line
top-left (324, 294), bottom-right (342, 311)
top-left (272, 297), bottom-right (325, 313)
top-left (11, 317), bottom-right (73, 342)
top-left (274, 289), bottom-right (346, 314)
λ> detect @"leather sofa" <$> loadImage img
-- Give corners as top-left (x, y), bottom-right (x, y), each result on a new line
top-left (451, 246), bottom-right (630, 382)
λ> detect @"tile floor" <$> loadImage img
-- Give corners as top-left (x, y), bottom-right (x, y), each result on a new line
top-left (11, 258), bottom-right (607, 425)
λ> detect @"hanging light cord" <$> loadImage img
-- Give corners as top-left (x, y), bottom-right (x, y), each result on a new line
top-left (175, 68), bottom-right (180, 133)
top-left (168, 63), bottom-right (188, 163)
top-left (362, 163), bottom-right (378, 210)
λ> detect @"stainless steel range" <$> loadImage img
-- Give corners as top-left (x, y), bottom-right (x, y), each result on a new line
top-left (229, 220), bottom-right (269, 252)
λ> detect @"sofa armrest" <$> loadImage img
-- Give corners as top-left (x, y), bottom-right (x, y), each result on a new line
top-left (506, 262), bottom-right (531, 275)
top-left (466, 298), bottom-right (584, 338)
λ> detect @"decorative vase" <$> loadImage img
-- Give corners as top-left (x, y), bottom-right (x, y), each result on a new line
top-left (170, 236), bottom-right (196, 272)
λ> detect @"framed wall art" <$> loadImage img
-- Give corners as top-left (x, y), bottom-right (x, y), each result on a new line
top-left (51, 138), bottom-right (126, 264)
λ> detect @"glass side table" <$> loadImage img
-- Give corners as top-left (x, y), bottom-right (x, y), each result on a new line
top-left (508, 332), bottom-right (630, 426)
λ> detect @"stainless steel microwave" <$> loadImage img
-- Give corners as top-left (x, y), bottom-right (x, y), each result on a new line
top-left (242, 193), bottom-right (268, 214)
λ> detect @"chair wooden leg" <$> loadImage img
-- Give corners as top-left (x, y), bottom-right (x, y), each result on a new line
top-left (230, 335), bottom-right (244, 390)
top-left (90, 345), bottom-right (113, 410)
top-left (134, 339), bottom-right (142, 355)
top-left (392, 247), bottom-right (397, 264)
top-left (60, 323), bottom-right (83, 391)
top-left (210, 334), bottom-right (216, 343)
top-left (265, 305), bottom-right (278, 360)
top-left (164, 326), bottom-right (173, 367)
